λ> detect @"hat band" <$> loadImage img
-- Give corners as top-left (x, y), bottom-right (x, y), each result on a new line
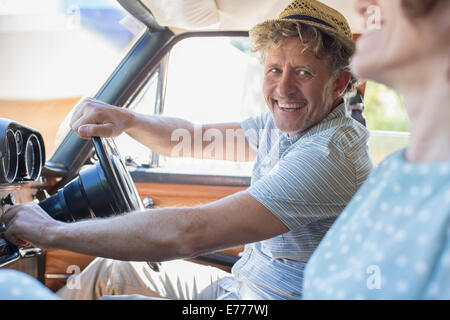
top-left (281, 14), bottom-right (337, 30)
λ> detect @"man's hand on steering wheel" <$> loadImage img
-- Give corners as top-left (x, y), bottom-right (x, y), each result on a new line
top-left (70, 98), bottom-right (143, 212)
top-left (70, 97), bottom-right (135, 140)
top-left (1, 202), bottom-right (63, 248)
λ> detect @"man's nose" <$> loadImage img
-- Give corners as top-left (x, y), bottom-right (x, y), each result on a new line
top-left (277, 70), bottom-right (297, 97)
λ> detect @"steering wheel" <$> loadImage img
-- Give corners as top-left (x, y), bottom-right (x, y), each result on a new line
top-left (91, 136), bottom-right (143, 214)
top-left (39, 136), bottom-right (143, 222)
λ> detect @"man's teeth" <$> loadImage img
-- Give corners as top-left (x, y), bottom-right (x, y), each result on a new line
top-left (278, 103), bottom-right (305, 109)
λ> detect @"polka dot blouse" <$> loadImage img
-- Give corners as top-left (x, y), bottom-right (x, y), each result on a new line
top-left (303, 149), bottom-right (450, 299)
top-left (0, 270), bottom-right (59, 300)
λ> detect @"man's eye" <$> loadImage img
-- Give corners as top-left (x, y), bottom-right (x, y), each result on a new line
top-left (269, 68), bottom-right (281, 74)
top-left (298, 70), bottom-right (312, 77)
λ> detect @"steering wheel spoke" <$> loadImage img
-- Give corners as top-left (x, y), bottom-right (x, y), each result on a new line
top-left (92, 136), bottom-right (143, 213)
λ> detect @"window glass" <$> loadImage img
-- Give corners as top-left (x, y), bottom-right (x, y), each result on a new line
top-left (0, 0), bottom-right (145, 158)
top-left (156, 36), bottom-right (266, 176)
top-left (114, 71), bottom-right (159, 168)
top-left (363, 81), bottom-right (410, 164)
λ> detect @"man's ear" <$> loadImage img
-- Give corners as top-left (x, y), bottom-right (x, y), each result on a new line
top-left (333, 70), bottom-right (352, 97)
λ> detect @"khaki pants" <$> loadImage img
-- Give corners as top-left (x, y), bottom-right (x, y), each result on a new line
top-left (57, 257), bottom-right (235, 300)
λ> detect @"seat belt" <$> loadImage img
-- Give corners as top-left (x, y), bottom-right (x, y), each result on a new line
top-left (347, 92), bottom-right (366, 127)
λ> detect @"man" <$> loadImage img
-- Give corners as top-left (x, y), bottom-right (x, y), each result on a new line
top-left (2, 0), bottom-right (372, 299)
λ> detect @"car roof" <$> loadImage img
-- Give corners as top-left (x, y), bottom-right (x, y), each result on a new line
top-left (118, 0), bottom-right (364, 34)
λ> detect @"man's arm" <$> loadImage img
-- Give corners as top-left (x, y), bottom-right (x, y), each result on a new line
top-left (1, 191), bottom-right (288, 261)
top-left (70, 97), bottom-right (256, 162)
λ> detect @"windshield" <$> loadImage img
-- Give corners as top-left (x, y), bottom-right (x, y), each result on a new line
top-left (0, 0), bottom-right (145, 158)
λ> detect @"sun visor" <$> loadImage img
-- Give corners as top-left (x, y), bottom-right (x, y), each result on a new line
top-left (135, 0), bottom-right (363, 33)
top-left (214, 0), bottom-right (291, 30)
top-left (139, 0), bottom-right (292, 31)
top-left (140, 0), bottom-right (220, 30)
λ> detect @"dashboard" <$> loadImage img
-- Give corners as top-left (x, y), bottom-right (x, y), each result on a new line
top-left (0, 118), bottom-right (45, 184)
top-left (0, 118), bottom-right (45, 268)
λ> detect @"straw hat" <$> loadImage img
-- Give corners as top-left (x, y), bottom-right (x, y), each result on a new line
top-left (250, 0), bottom-right (355, 54)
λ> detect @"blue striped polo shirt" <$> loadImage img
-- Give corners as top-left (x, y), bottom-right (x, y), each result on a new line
top-left (230, 103), bottom-right (372, 299)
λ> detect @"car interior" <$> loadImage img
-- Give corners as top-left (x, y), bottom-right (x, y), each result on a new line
top-left (0, 0), bottom-right (409, 294)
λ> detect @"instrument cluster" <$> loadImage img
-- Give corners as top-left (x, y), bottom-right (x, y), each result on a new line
top-left (0, 118), bottom-right (45, 184)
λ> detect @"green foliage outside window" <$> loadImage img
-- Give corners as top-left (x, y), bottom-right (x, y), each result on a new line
top-left (362, 81), bottom-right (410, 163)
top-left (363, 81), bottom-right (410, 132)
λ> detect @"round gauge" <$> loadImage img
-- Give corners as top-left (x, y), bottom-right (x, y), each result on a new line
top-left (15, 131), bottom-right (23, 155)
top-left (1, 129), bottom-right (18, 183)
top-left (24, 134), bottom-right (42, 181)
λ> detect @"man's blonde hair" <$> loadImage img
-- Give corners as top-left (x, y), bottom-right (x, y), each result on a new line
top-left (250, 21), bottom-right (357, 96)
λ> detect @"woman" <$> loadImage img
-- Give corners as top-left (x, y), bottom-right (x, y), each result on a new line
top-left (303, 0), bottom-right (450, 299)
top-left (0, 269), bottom-right (59, 300)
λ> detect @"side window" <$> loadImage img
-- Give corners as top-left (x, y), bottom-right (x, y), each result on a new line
top-left (159, 36), bottom-right (266, 176)
top-left (124, 36), bottom-right (266, 176)
top-left (114, 71), bottom-right (159, 167)
top-left (163, 37), bottom-right (265, 123)
top-left (363, 81), bottom-right (410, 164)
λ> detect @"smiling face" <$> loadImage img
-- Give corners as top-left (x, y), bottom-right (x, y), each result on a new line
top-left (351, 0), bottom-right (449, 86)
top-left (351, 0), bottom-right (409, 84)
top-left (263, 37), bottom-right (348, 137)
